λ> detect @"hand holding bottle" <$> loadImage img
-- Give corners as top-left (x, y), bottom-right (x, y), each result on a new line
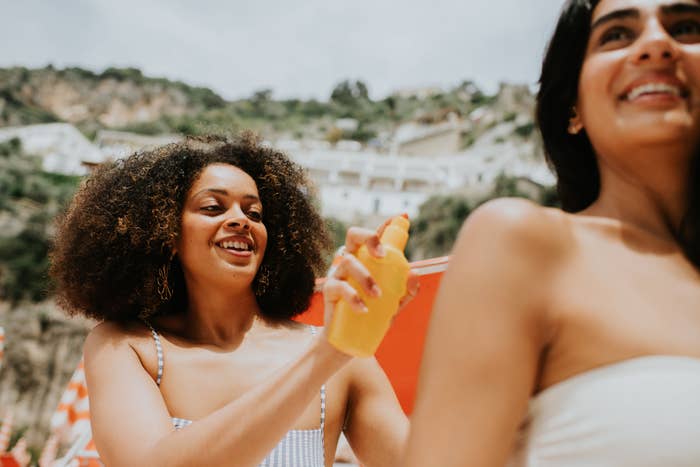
top-left (322, 215), bottom-right (418, 357)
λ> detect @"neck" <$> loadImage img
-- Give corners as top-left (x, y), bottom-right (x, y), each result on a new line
top-left (582, 143), bottom-right (690, 242)
top-left (184, 281), bottom-right (262, 348)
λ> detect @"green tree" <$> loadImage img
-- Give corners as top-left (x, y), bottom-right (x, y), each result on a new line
top-left (0, 139), bottom-right (80, 303)
top-left (408, 195), bottom-right (472, 260)
top-left (330, 80), bottom-right (370, 107)
top-left (325, 216), bottom-right (348, 250)
top-left (486, 173), bottom-right (559, 207)
top-left (324, 216), bottom-right (349, 268)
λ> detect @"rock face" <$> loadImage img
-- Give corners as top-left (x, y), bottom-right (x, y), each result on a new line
top-left (0, 301), bottom-right (91, 450)
top-left (0, 66), bottom-right (225, 128)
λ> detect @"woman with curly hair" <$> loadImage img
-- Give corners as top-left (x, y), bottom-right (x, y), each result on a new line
top-left (402, 0), bottom-right (700, 466)
top-left (50, 134), bottom-right (415, 467)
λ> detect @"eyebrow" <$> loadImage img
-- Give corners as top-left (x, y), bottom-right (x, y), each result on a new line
top-left (591, 8), bottom-right (639, 32)
top-left (192, 188), bottom-right (260, 202)
top-left (660, 3), bottom-right (700, 15)
top-left (591, 3), bottom-right (700, 32)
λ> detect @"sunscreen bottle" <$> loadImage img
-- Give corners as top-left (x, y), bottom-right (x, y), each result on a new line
top-left (327, 216), bottom-right (410, 357)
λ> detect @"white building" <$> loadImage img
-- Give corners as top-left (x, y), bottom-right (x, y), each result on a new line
top-left (0, 123), bottom-right (106, 175)
top-left (2, 124), bottom-right (555, 226)
top-left (287, 138), bottom-right (554, 226)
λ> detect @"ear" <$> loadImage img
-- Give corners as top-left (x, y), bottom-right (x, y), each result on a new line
top-left (568, 106), bottom-right (584, 135)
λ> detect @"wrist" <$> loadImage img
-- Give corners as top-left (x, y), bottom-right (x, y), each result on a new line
top-left (313, 335), bottom-right (353, 369)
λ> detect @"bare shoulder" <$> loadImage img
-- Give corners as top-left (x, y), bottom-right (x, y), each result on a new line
top-left (455, 197), bottom-right (572, 265)
top-left (84, 320), bottom-right (154, 364)
top-left (443, 198), bottom-right (574, 333)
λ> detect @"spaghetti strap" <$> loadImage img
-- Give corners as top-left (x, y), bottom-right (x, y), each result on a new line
top-left (308, 326), bottom-right (326, 430)
top-left (143, 321), bottom-right (164, 386)
top-left (308, 325), bottom-right (326, 457)
top-left (147, 320), bottom-right (326, 464)
top-left (320, 383), bottom-right (326, 429)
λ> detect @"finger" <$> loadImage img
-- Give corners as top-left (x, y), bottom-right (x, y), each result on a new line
top-left (375, 217), bottom-right (393, 239)
top-left (398, 272), bottom-right (420, 309)
top-left (344, 226), bottom-right (385, 258)
top-left (332, 254), bottom-right (382, 298)
top-left (376, 213), bottom-right (409, 238)
top-left (323, 278), bottom-right (368, 313)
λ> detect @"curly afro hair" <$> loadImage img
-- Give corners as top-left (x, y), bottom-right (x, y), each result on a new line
top-left (50, 133), bottom-right (332, 323)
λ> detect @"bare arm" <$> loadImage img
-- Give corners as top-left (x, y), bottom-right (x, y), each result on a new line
top-left (85, 324), bottom-right (350, 467)
top-left (343, 357), bottom-right (409, 467)
top-left (86, 221), bottom-right (415, 467)
top-left (401, 199), bottom-right (563, 467)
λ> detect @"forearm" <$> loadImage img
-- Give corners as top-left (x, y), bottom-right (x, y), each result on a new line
top-left (343, 358), bottom-right (410, 467)
top-left (132, 339), bottom-right (350, 467)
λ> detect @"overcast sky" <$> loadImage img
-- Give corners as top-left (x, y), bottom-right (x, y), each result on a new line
top-left (2, 0), bottom-right (567, 100)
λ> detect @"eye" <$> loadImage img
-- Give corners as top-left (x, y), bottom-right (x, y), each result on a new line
top-left (247, 210), bottom-right (263, 222)
top-left (599, 26), bottom-right (634, 46)
top-left (670, 20), bottom-right (700, 41)
top-left (200, 205), bottom-right (222, 213)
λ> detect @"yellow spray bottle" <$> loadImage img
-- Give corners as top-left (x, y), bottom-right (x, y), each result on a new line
top-left (327, 215), bottom-right (410, 357)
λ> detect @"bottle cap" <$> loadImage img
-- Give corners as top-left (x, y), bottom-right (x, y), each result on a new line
top-left (381, 216), bottom-right (410, 251)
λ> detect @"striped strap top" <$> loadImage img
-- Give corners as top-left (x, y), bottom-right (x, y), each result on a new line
top-left (146, 324), bottom-right (326, 467)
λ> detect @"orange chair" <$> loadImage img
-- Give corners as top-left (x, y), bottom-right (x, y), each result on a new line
top-left (296, 256), bottom-right (447, 414)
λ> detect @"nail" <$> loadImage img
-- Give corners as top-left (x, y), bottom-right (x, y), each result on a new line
top-left (375, 244), bottom-right (386, 257)
top-left (353, 296), bottom-right (368, 313)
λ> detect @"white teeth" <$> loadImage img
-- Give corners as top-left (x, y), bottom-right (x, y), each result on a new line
top-left (220, 241), bottom-right (250, 251)
top-left (627, 83), bottom-right (681, 100)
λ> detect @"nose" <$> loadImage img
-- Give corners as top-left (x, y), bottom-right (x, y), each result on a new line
top-left (632, 19), bottom-right (679, 65)
top-left (224, 205), bottom-right (250, 230)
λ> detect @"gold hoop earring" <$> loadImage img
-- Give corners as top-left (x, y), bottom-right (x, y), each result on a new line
top-left (157, 255), bottom-right (174, 301)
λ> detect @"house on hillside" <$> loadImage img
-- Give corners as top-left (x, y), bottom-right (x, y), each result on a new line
top-left (391, 115), bottom-right (467, 156)
top-left (0, 123), bottom-right (105, 175)
top-left (95, 130), bottom-right (181, 160)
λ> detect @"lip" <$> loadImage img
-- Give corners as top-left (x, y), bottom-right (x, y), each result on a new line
top-left (214, 235), bottom-right (255, 257)
top-left (620, 75), bottom-right (689, 102)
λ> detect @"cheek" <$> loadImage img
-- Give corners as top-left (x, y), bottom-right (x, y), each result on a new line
top-left (579, 61), bottom-right (611, 108)
top-left (684, 57), bottom-right (700, 96)
top-left (178, 217), bottom-right (213, 250)
top-left (258, 227), bottom-right (268, 255)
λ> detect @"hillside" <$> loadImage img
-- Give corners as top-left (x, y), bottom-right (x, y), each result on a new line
top-left (0, 67), bottom-right (537, 150)
top-left (0, 69), bottom-right (549, 458)
top-left (0, 66), bottom-right (225, 133)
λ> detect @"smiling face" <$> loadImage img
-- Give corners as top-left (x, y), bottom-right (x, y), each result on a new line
top-left (575, 0), bottom-right (700, 157)
top-left (175, 163), bottom-right (267, 291)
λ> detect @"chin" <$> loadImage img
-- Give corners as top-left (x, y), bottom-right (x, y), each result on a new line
top-left (617, 114), bottom-right (697, 142)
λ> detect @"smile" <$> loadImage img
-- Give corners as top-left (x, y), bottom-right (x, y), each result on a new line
top-left (218, 240), bottom-right (253, 252)
top-left (622, 80), bottom-right (689, 102)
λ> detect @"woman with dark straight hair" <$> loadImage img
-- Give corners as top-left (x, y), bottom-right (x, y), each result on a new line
top-left (402, 0), bottom-right (700, 465)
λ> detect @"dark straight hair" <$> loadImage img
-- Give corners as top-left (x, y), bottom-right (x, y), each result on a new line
top-left (536, 0), bottom-right (700, 267)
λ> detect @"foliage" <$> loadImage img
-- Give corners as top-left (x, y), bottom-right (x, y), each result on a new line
top-left (0, 65), bottom-right (226, 129)
top-left (0, 66), bottom-right (521, 149)
top-left (0, 139), bottom-right (80, 303)
top-left (488, 172), bottom-right (559, 207)
top-left (408, 195), bottom-right (472, 260)
top-left (325, 217), bottom-right (349, 250)
top-left (408, 174), bottom-right (559, 259)
top-left (0, 222), bottom-right (51, 302)
top-left (514, 121), bottom-right (535, 138)
top-left (503, 112), bottom-right (518, 122)
top-left (330, 80), bottom-right (370, 107)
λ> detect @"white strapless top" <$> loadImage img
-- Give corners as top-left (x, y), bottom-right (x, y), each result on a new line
top-left (509, 356), bottom-right (700, 467)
